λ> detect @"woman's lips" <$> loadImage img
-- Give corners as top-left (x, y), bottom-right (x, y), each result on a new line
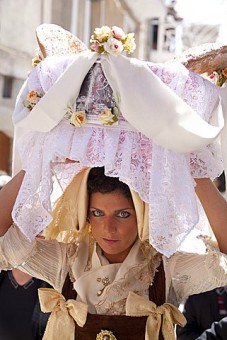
top-left (102, 238), bottom-right (119, 245)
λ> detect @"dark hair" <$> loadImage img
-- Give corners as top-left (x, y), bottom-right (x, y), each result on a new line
top-left (87, 167), bottom-right (132, 200)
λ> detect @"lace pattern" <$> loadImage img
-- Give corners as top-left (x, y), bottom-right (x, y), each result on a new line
top-left (167, 235), bottom-right (227, 304)
top-left (36, 23), bottom-right (87, 58)
top-left (12, 56), bottom-right (223, 257)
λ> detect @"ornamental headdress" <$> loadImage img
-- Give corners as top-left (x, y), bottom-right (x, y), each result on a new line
top-left (12, 24), bottom-right (227, 257)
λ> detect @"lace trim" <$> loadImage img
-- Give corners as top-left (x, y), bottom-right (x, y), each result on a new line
top-left (169, 236), bottom-right (227, 304)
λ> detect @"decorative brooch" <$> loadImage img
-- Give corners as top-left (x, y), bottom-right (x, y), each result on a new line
top-left (90, 25), bottom-right (136, 56)
top-left (96, 330), bottom-right (117, 340)
top-left (96, 276), bottom-right (111, 296)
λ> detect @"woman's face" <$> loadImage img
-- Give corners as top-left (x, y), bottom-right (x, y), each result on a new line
top-left (88, 190), bottom-right (138, 263)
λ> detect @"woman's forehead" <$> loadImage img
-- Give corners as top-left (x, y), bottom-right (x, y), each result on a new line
top-left (89, 191), bottom-right (134, 208)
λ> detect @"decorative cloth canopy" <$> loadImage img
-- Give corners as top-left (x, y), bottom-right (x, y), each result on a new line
top-left (11, 24), bottom-right (227, 257)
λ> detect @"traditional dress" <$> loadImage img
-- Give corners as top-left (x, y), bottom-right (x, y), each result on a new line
top-left (1, 224), bottom-right (227, 339)
top-left (4, 24), bottom-right (227, 339)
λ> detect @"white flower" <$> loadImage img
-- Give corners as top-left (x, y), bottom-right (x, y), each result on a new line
top-left (103, 37), bottom-right (123, 56)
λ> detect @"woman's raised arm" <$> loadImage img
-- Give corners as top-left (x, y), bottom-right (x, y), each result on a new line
top-left (0, 170), bottom-right (25, 236)
top-left (195, 177), bottom-right (227, 254)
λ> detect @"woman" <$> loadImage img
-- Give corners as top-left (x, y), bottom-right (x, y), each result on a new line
top-left (1, 166), bottom-right (227, 339)
top-left (2, 24), bottom-right (227, 339)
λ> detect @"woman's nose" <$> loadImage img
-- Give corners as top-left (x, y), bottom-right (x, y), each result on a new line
top-left (103, 217), bottom-right (117, 233)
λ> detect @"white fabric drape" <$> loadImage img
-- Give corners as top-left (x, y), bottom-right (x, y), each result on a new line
top-left (11, 51), bottom-right (227, 256)
top-left (13, 51), bottom-right (224, 151)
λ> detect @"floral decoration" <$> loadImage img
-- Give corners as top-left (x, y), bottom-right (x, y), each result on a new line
top-left (65, 104), bottom-right (120, 127)
top-left (23, 90), bottom-right (42, 111)
top-left (32, 54), bottom-right (43, 67)
top-left (209, 68), bottom-right (227, 87)
top-left (90, 26), bottom-right (136, 56)
top-left (65, 104), bottom-right (87, 127)
top-left (99, 107), bottom-right (119, 125)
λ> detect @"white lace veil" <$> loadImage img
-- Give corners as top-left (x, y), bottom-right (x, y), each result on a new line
top-left (11, 24), bottom-right (227, 257)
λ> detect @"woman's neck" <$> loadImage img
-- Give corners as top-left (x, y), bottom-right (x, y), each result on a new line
top-left (12, 268), bottom-right (33, 285)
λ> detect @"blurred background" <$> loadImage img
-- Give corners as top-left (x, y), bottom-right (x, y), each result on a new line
top-left (0, 0), bottom-right (227, 175)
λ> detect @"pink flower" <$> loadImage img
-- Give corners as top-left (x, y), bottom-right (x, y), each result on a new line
top-left (90, 42), bottom-right (103, 53)
top-left (112, 26), bottom-right (126, 40)
top-left (209, 73), bottom-right (215, 79)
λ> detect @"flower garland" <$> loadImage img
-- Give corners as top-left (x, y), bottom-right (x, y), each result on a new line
top-left (23, 92), bottom-right (120, 127)
top-left (90, 26), bottom-right (136, 56)
top-left (64, 104), bottom-right (120, 127)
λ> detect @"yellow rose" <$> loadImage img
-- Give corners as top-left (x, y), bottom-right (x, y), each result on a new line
top-left (93, 26), bottom-right (112, 43)
top-left (27, 90), bottom-right (41, 104)
top-left (70, 111), bottom-right (86, 127)
top-left (123, 33), bottom-right (136, 54)
top-left (99, 108), bottom-right (117, 125)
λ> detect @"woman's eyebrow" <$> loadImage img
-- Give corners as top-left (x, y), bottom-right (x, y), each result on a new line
top-left (89, 207), bottom-right (133, 211)
top-left (114, 207), bottom-right (134, 212)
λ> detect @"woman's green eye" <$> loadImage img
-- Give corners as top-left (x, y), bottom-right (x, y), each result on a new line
top-left (92, 209), bottom-right (104, 217)
top-left (118, 211), bottom-right (130, 218)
